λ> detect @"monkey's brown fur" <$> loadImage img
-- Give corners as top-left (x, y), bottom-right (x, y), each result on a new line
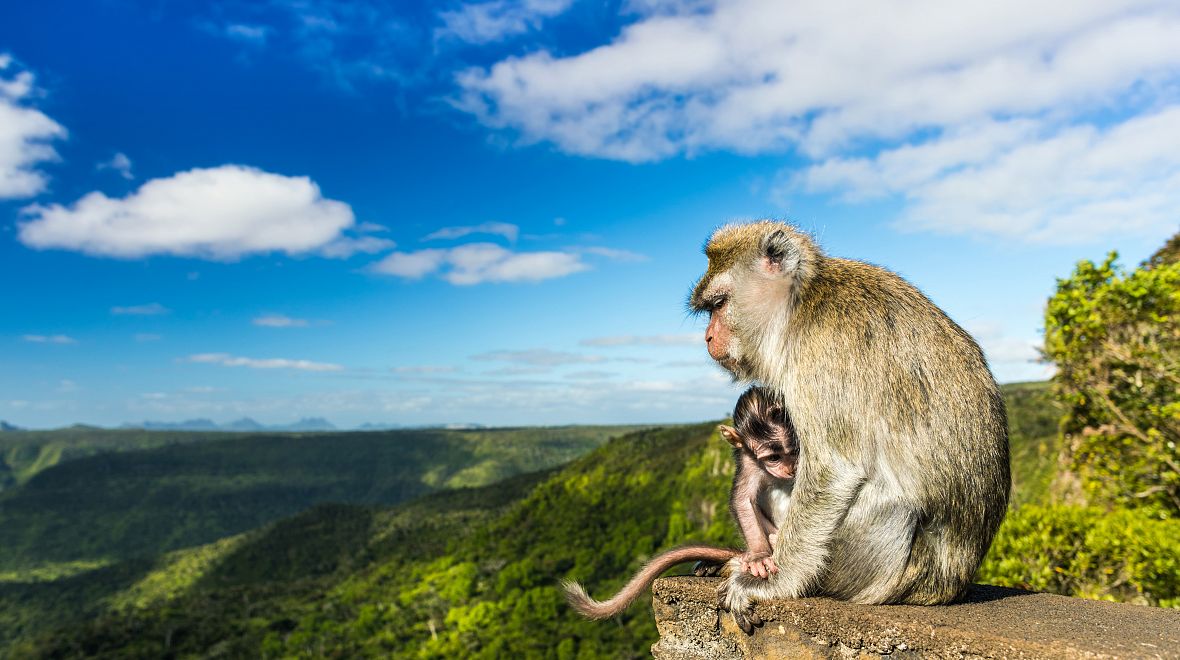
top-left (691, 221), bottom-right (1009, 631)
top-left (562, 545), bottom-right (741, 619)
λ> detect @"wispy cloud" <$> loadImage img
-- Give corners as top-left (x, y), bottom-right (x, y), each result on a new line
top-left (0, 55), bottom-right (67, 199)
top-left (186, 352), bottom-right (344, 372)
top-left (203, 1), bottom-right (419, 89)
top-left (96, 152), bottom-right (133, 180)
top-left (423, 221), bottom-right (519, 242)
top-left (224, 23), bottom-right (270, 44)
top-left (22, 334), bottom-right (76, 344)
top-left (437, 0), bottom-right (574, 44)
top-left (392, 365), bottom-right (459, 375)
top-left (372, 242), bottom-right (587, 285)
top-left (581, 246), bottom-right (648, 262)
top-left (319, 235), bottom-right (396, 258)
top-left (580, 333), bottom-right (698, 347)
top-left (252, 314), bottom-right (310, 328)
top-left (18, 165), bottom-right (364, 260)
top-left (797, 109), bottom-right (1180, 244)
top-left (966, 321), bottom-right (1053, 383)
top-left (471, 348), bottom-right (606, 367)
top-left (111, 302), bottom-right (170, 316)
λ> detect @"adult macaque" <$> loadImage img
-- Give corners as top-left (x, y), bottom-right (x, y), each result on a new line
top-left (690, 221), bottom-right (1009, 633)
top-left (564, 387), bottom-right (797, 619)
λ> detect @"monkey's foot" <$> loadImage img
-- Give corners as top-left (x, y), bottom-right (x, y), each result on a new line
top-left (692, 560), bottom-right (728, 577)
top-left (738, 551), bottom-right (777, 579)
top-left (717, 570), bottom-right (763, 635)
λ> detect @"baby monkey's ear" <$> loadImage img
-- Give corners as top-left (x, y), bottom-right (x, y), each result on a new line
top-left (717, 424), bottom-right (743, 448)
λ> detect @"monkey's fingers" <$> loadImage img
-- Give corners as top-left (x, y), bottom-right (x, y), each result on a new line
top-left (762, 557), bottom-right (779, 575)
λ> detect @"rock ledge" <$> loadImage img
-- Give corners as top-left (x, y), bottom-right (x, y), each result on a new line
top-left (650, 577), bottom-right (1179, 659)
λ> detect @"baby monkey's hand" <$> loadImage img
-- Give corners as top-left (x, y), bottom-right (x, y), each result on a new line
top-left (738, 551), bottom-right (778, 579)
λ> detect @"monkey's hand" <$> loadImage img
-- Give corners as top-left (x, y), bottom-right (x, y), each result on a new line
top-left (738, 551), bottom-right (778, 579)
top-left (717, 560), bottom-right (764, 635)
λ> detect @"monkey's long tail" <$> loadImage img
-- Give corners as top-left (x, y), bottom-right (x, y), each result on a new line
top-left (562, 545), bottom-right (740, 620)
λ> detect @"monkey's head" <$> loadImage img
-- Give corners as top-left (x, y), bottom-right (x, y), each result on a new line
top-left (719, 386), bottom-right (797, 480)
top-left (689, 221), bottom-right (820, 380)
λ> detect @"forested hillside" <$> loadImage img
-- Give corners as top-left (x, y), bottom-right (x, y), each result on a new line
top-left (0, 426), bottom-right (637, 577)
top-left (7, 382), bottom-right (1149, 659)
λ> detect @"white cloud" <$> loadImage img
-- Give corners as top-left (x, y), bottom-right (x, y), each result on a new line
top-left (186, 352), bottom-right (344, 372)
top-left (18, 165), bottom-right (360, 260)
top-left (372, 242), bottom-right (587, 284)
top-left (0, 56), bottom-right (67, 198)
top-left (97, 152), bottom-right (134, 180)
top-left (455, 1), bottom-right (1180, 161)
top-left (22, 334), bottom-right (76, 344)
top-left (373, 248), bottom-right (448, 278)
top-left (798, 108), bottom-right (1180, 244)
top-left (253, 314), bottom-right (310, 328)
top-left (471, 348), bottom-right (606, 366)
top-left (580, 333), bottom-right (698, 347)
top-left (423, 221), bottom-right (519, 242)
top-left (224, 23), bottom-right (270, 44)
top-left (437, 0), bottom-right (574, 44)
top-left (965, 321), bottom-right (1053, 383)
top-left (111, 303), bottom-right (170, 316)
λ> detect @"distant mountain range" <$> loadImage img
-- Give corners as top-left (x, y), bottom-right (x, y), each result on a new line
top-left (0, 420), bottom-right (22, 432)
top-left (118, 418), bottom-right (487, 432)
top-left (121, 417), bottom-right (338, 432)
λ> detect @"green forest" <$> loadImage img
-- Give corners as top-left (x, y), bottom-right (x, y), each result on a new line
top-left (0, 234), bottom-right (1176, 658)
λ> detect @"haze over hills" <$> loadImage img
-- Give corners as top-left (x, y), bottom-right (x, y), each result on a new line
top-left (120, 417), bottom-right (339, 432)
top-left (4, 418), bottom-right (492, 433)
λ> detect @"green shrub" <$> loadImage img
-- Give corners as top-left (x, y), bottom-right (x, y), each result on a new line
top-left (980, 504), bottom-right (1180, 607)
top-left (1043, 249), bottom-right (1180, 517)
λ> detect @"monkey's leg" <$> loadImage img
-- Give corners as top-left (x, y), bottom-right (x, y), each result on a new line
top-left (719, 466), bottom-right (865, 633)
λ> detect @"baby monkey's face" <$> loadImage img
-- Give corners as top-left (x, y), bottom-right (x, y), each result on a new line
top-left (719, 422), bottom-right (798, 480)
top-left (747, 434), bottom-right (796, 480)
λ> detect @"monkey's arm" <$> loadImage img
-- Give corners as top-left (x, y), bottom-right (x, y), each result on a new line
top-left (720, 463), bottom-right (865, 631)
top-left (731, 457), bottom-right (778, 579)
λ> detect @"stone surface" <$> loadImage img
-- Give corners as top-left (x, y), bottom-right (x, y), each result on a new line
top-left (651, 577), bottom-right (1180, 659)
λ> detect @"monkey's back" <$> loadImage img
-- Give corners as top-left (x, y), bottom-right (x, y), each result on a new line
top-left (775, 257), bottom-right (1010, 604)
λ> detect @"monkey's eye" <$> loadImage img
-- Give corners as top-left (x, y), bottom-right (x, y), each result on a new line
top-left (709, 295), bottom-right (728, 311)
top-left (763, 454), bottom-right (782, 464)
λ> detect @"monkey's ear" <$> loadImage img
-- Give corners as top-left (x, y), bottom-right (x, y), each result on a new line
top-left (718, 425), bottom-right (742, 448)
top-left (761, 229), bottom-right (801, 276)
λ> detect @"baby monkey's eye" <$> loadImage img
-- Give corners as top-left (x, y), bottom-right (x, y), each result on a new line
top-left (763, 454), bottom-right (782, 463)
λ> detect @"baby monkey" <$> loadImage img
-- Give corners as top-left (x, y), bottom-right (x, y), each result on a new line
top-left (564, 385), bottom-right (798, 619)
top-left (717, 385), bottom-right (798, 580)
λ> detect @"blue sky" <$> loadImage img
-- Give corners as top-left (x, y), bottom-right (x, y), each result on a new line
top-left (1, 0), bottom-right (1178, 429)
